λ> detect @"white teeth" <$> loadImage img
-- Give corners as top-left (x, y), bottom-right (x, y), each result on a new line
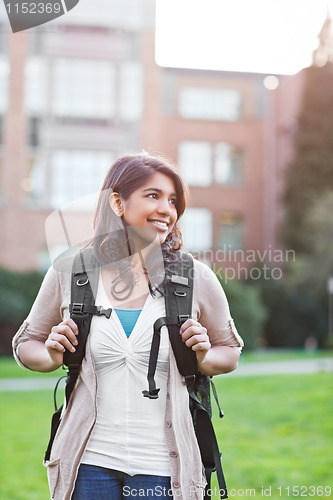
top-left (148, 220), bottom-right (168, 229)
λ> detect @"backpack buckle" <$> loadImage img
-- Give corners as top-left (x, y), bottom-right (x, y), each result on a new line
top-left (96, 306), bottom-right (112, 319)
top-left (71, 303), bottom-right (84, 314)
top-left (171, 275), bottom-right (189, 286)
top-left (142, 388), bottom-right (160, 399)
top-left (178, 314), bottom-right (190, 325)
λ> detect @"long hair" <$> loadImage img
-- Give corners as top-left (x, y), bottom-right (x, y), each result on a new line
top-left (93, 152), bottom-right (189, 290)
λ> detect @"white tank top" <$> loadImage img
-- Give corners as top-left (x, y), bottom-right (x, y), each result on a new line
top-left (81, 277), bottom-right (171, 476)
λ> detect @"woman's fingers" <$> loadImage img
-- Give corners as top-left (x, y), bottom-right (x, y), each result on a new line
top-left (186, 334), bottom-right (211, 351)
top-left (179, 319), bottom-right (211, 352)
top-left (46, 319), bottom-right (79, 353)
top-left (47, 332), bottom-right (75, 352)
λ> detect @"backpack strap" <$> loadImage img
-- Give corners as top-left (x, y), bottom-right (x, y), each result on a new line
top-left (142, 252), bottom-right (228, 499)
top-left (186, 375), bottom-right (228, 499)
top-left (64, 249), bottom-right (111, 403)
top-left (45, 248), bottom-right (111, 462)
top-left (142, 252), bottom-right (197, 399)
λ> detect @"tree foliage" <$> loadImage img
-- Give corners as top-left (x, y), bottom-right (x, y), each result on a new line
top-left (286, 191), bottom-right (333, 304)
top-left (283, 62), bottom-right (333, 253)
top-left (251, 278), bottom-right (327, 349)
top-left (217, 274), bottom-right (268, 350)
top-left (0, 268), bottom-right (44, 354)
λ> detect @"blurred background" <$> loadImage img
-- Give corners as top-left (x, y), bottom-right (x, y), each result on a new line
top-left (0, 2), bottom-right (332, 499)
top-left (1, 0), bottom-right (333, 353)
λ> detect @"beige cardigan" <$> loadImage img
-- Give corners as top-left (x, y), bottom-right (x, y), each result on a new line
top-left (12, 258), bottom-right (243, 500)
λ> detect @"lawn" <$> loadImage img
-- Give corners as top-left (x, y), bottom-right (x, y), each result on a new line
top-left (0, 390), bottom-right (52, 500)
top-left (0, 358), bottom-right (332, 500)
top-left (1, 349), bottom-right (332, 378)
top-left (211, 372), bottom-right (333, 499)
top-left (239, 349), bottom-right (333, 364)
top-left (0, 356), bottom-right (64, 378)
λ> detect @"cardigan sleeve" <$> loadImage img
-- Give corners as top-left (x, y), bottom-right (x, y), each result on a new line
top-left (12, 266), bottom-right (71, 368)
top-left (192, 259), bottom-right (244, 349)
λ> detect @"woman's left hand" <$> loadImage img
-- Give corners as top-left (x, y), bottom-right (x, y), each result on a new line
top-left (179, 318), bottom-right (211, 364)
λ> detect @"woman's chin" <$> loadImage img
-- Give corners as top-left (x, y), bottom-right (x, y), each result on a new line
top-left (126, 225), bottom-right (159, 249)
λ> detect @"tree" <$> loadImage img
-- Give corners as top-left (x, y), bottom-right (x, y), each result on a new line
top-left (283, 62), bottom-right (333, 253)
top-left (286, 191), bottom-right (333, 300)
top-left (216, 274), bottom-right (267, 350)
top-left (0, 268), bottom-right (44, 354)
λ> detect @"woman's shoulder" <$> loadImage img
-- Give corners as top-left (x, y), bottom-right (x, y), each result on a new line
top-left (191, 256), bottom-right (222, 287)
top-left (41, 264), bottom-right (71, 296)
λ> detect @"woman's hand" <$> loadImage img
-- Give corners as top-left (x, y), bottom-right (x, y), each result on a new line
top-left (179, 318), bottom-right (211, 365)
top-left (45, 318), bottom-right (79, 366)
top-left (179, 318), bottom-right (240, 375)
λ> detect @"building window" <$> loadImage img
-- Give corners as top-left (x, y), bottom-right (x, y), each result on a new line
top-left (28, 117), bottom-right (40, 147)
top-left (27, 28), bottom-right (44, 56)
top-left (179, 87), bottom-right (242, 121)
top-left (50, 150), bottom-right (113, 208)
top-left (178, 141), bottom-right (212, 186)
top-left (54, 0), bottom-right (145, 29)
top-left (0, 115), bottom-right (3, 145)
top-left (52, 59), bottom-right (116, 118)
top-left (218, 212), bottom-right (243, 250)
top-left (24, 150), bottom-right (112, 208)
top-left (180, 208), bottom-right (212, 252)
top-left (0, 23), bottom-right (9, 55)
top-left (24, 57), bottom-right (47, 115)
top-left (215, 143), bottom-right (243, 184)
top-left (0, 151), bottom-right (4, 200)
top-left (23, 151), bottom-right (47, 202)
top-left (178, 140), bottom-right (243, 186)
top-left (0, 57), bottom-right (9, 114)
top-left (119, 62), bottom-right (143, 121)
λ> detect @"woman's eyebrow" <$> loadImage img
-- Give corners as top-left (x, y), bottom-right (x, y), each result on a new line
top-left (142, 187), bottom-right (177, 197)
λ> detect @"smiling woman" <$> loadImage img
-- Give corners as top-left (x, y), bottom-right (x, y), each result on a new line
top-left (108, 172), bottom-right (178, 243)
top-left (94, 153), bottom-right (188, 258)
top-left (12, 151), bottom-right (243, 500)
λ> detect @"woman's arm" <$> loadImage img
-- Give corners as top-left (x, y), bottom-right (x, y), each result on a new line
top-left (184, 259), bottom-right (244, 376)
top-left (18, 318), bottom-right (79, 372)
top-left (179, 318), bottom-right (240, 376)
top-left (19, 340), bottom-right (62, 372)
top-left (196, 345), bottom-right (240, 375)
top-left (12, 266), bottom-right (77, 372)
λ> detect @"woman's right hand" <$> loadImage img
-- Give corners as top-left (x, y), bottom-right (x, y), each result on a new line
top-left (45, 318), bottom-right (79, 366)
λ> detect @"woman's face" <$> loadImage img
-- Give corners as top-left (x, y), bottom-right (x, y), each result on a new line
top-left (119, 172), bottom-right (178, 244)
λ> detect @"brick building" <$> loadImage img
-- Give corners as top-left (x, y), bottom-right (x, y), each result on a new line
top-left (141, 29), bottom-right (305, 274)
top-left (0, 1), bottom-right (305, 272)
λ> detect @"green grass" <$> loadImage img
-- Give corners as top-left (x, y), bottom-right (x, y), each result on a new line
top-left (240, 348), bottom-right (333, 364)
top-left (2, 349), bottom-right (332, 378)
top-left (210, 373), bottom-right (333, 499)
top-left (0, 356), bottom-right (64, 378)
top-left (0, 391), bottom-right (53, 500)
top-left (0, 361), bottom-right (332, 500)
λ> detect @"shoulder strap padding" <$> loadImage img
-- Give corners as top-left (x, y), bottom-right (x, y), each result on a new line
top-left (64, 248), bottom-right (105, 367)
top-left (165, 252), bottom-right (198, 377)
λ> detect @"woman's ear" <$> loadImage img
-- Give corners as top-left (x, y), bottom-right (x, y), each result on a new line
top-left (109, 192), bottom-right (123, 217)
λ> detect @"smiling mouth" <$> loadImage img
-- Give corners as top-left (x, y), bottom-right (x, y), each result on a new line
top-left (147, 219), bottom-right (169, 230)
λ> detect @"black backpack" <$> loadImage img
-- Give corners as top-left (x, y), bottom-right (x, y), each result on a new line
top-left (45, 249), bottom-right (228, 499)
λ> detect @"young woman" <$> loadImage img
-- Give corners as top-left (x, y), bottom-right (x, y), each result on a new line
top-left (13, 152), bottom-right (243, 500)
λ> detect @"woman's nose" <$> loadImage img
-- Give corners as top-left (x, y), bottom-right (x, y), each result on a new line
top-left (157, 197), bottom-right (171, 214)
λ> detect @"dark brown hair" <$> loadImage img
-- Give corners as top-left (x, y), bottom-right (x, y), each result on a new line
top-left (94, 152), bottom-right (189, 257)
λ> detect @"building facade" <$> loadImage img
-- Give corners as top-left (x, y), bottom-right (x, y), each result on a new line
top-left (140, 30), bottom-right (305, 274)
top-left (0, 2), bottom-right (305, 272)
top-left (0, 0), bottom-right (155, 269)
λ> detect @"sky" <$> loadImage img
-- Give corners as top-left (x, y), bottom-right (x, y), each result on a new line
top-left (155, 0), bottom-right (333, 75)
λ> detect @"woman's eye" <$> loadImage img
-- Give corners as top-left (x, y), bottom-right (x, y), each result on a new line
top-left (169, 198), bottom-right (177, 205)
top-left (147, 193), bottom-right (158, 199)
